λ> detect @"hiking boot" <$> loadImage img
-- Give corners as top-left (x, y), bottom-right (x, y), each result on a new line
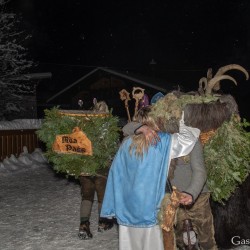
top-left (98, 218), bottom-right (114, 232)
top-left (78, 221), bottom-right (93, 240)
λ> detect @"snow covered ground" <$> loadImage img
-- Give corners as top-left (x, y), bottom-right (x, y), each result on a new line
top-left (0, 148), bottom-right (118, 250)
top-left (0, 147), bottom-right (249, 250)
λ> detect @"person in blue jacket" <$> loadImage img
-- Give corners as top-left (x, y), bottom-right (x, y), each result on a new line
top-left (100, 106), bottom-right (200, 250)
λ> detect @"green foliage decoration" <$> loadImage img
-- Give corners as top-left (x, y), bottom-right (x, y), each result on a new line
top-left (150, 93), bottom-right (218, 128)
top-left (36, 107), bottom-right (120, 178)
top-left (150, 93), bottom-right (250, 203)
top-left (204, 116), bottom-right (250, 203)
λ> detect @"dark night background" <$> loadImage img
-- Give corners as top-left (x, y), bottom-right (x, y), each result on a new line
top-left (7, 0), bottom-right (250, 120)
top-left (2, 2), bottom-right (250, 249)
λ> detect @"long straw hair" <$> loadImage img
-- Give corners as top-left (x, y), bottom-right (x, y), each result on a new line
top-left (129, 106), bottom-right (160, 158)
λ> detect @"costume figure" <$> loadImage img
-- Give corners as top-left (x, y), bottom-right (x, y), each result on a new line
top-left (122, 63), bottom-right (250, 249)
top-left (169, 142), bottom-right (217, 250)
top-left (101, 106), bottom-right (200, 250)
top-left (36, 101), bottom-right (121, 241)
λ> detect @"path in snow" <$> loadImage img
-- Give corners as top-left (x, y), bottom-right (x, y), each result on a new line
top-left (0, 164), bottom-right (118, 250)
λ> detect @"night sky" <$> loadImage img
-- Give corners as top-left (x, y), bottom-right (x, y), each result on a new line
top-left (7, 0), bottom-right (250, 118)
top-left (9, 0), bottom-right (250, 68)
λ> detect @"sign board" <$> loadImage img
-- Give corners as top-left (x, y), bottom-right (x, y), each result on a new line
top-left (52, 127), bottom-right (92, 155)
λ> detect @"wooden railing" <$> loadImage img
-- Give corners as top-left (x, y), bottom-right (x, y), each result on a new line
top-left (0, 129), bottom-right (41, 161)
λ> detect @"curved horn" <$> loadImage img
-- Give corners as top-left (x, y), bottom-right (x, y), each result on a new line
top-left (213, 64), bottom-right (249, 90)
top-left (214, 64), bottom-right (249, 79)
top-left (206, 75), bottom-right (237, 95)
top-left (198, 77), bottom-right (207, 95)
top-left (207, 68), bottom-right (213, 81)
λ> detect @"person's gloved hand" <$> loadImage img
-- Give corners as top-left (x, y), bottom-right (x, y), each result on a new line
top-left (179, 192), bottom-right (194, 206)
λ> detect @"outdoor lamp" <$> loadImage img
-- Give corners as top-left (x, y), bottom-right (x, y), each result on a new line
top-left (182, 219), bottom-right (197, 250)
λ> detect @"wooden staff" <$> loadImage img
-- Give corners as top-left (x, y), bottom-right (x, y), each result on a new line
top-left (132, 87), bottom-right (144, 119)
top-left (119, 89), bottom-right (131, 122)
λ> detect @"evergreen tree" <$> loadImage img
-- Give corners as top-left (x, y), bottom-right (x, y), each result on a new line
top-left (0, 0), bottom-right (33, 120)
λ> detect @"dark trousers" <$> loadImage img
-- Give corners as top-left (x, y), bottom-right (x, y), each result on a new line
top-left (79, 175), bottom-right (107, 222)
top-left (175, 193), bottom-right (218, 250)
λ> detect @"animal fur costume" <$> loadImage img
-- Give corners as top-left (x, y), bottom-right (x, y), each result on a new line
top-left (123, 64), bottom-right (250, 249)
top-left (150, 64), bottom-right (250, 249)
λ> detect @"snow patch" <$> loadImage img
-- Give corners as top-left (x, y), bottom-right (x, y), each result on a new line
top-left (0, 146), bottom-right (48, 175)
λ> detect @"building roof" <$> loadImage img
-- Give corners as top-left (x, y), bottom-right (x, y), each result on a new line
top-left (47, 67), bottom-right (174, 103)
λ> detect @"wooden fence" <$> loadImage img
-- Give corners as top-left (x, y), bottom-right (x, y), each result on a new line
top-left (0, 129), bottom-right (42, 161)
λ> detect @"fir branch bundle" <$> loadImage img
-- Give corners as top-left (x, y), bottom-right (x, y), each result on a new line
top-left (204, 117), bottom-right (250, 203)
top-left (36, 107), bottom-right (120, 177)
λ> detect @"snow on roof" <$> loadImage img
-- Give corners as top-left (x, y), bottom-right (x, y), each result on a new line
top-left (0, 119), bottom-right (43, 130)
